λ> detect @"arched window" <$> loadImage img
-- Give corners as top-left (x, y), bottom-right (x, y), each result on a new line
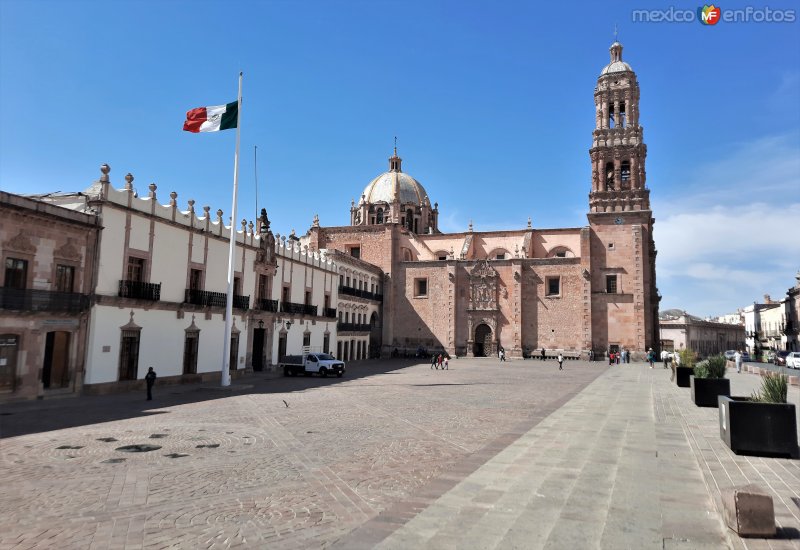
top-left (621, 160), bottom-right (631, 184)
top-left (547, 247), bottom-right (575, 258)
top-left (605, 162), bottom-right (615, 189)
top-left (406, 209), bottom-right (414, 231)
top-left (376, 208), bottom-right (383, 224)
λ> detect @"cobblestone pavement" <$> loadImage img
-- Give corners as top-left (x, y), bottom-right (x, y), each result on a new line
top-left (0, 358), bottom-right (604, 549)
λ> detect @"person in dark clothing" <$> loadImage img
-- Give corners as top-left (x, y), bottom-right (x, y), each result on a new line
top-left (431, 354), bottom-right (438, 370)
top-left (145, 367), bottom-right (157, 400)
top-left (540, 348), bottom-right (546, 361)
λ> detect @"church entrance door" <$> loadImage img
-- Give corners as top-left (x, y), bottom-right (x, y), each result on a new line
top-left (473, 324), bottom-right (492, 357)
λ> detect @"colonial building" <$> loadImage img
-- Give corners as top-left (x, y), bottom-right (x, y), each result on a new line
top-left (659, 309), bottom-right (745, 358)
top-left (322, 248), bottom-right (383, 361)
top-left (0, 191), bottom-right (100, 401)
top-left (302, 40), bottom-right (660, 359)
top-left (37, 166), bottom-right (341, 394)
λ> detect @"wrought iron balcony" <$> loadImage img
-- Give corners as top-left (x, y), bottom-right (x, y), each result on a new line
top-left (281, 301), bottom-right (317, 316)
top-left (256, 298), bottom-right (279, 312)
top-left (338, 285), bottom-right (383, 301)
top-left (337, 321), bottom-right (371, 332)
top-left (184, 289), bottom-right (250, 309)
top-left (0, 287), bottom-right (89, 313)
top-left (119, 280), bottom-right (161, 301)
top-left (323, 307), bottom-right (337, 318)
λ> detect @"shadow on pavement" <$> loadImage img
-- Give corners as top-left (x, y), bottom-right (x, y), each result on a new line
top-left (0, 359), bottom-right (419, 439)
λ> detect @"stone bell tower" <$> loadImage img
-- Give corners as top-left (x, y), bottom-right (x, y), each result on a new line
top-left (589, 41), bottom-right (650, 213)
top-left (587, 40), bottom-right (660, 357)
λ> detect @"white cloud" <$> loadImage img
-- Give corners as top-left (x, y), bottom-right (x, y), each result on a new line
top-left (655, 131), bottom-right (800, 317)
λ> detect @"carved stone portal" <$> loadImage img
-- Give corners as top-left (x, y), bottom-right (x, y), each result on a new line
top-left (468, 260), bottom-right (498, 311)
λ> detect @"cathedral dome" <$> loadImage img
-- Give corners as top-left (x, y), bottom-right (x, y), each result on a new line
top-left (361, 150), bottom-right (430, 206)
top-left (362, 170), bottom-right (430, 206)
top-left (600, 41), bottom-right (633, 75)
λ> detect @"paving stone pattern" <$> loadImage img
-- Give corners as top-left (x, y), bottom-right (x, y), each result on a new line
top-left (0, 359), bottom-right (602, 549)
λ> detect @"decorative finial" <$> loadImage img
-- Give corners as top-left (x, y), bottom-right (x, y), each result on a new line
top-left (148, 182), bottom-right (157, 198)
top-left (124, 173), bottom-right (134, 191)
top-left (216, 209), bottom-right (223, 221)
top-left (394, 136), bottom-right (397, 156)
top-left (169, 191), bottom-right (178, 206)
top-left (614, 23), bottom-right (618, 42)
top-left (312, 213), bottom-right (320, 228)
top-left (527, 216), bottom-right (532, 228)
top-left (468, 220), bottom-right (473, 232)
top-left (100, 164), bottom-right (110, 183)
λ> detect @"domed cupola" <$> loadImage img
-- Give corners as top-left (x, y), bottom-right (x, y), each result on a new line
top-left (350, 145), bottom-right (439, 234)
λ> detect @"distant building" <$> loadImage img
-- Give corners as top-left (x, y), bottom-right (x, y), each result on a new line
top-left (787, 273), bottom-right (800, 352)
top-left (1, 191), bottom-right (100, 401)
top-left (659, 309), bottom-right (745, 358)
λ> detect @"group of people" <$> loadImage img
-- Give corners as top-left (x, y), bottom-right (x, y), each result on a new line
top-left (608, 349), bottom-right (632, 365)
top-left (430, 353), bottom-right (449, 370)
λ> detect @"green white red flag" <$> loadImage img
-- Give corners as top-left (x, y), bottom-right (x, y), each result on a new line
top-left (183, 101), bottom-right (238, 133)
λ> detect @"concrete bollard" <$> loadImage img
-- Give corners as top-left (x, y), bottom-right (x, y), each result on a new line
top-left (721, 484), bottom-right (776, 537)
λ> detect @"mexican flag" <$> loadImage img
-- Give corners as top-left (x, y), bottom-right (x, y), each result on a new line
top-left (183, 101), bottom-right (238, 133)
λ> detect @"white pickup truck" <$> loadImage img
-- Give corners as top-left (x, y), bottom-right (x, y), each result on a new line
top-left (279, 353), bottom-right (346, 378)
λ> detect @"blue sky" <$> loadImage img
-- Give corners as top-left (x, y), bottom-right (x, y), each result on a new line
top-left (1, 0), bottom-right (798, 318)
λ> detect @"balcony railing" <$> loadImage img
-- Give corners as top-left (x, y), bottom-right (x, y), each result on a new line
top-left (256, 298), bottom-right (279, 312)
top-left (0, 287), bottom-right (90, 313)
top-left (323, 307), bottom-right (337, 318)
top-left (338, 285), bottom-right (383, 301)
top-left (337, 321), bottom-right (371, 332)
top-left (281, 301), bottom-right (317, 316)
top-left (119, 280), bottom-right (161, 301)
top-left (184, 289), bottom-right (250, 309)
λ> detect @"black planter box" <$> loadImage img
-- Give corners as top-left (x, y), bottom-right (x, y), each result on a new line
top-left (690, 376), bottom-right (730, 407)
top-left (719, 396), bottom-right (799, 458)
top-left (676, 366), bottom-right (694, 387)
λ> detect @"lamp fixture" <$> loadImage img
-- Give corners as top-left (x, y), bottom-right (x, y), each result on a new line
top-left (257, 319), bottom-right (264, 329)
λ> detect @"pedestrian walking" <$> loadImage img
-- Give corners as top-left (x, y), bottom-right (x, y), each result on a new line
top-left (734, 349), bottom-right (742, 373)
top-left (431, 354), bottom-right (437, 369)
top-left (444, 356), bottom-right (449, 370)
top-left (499, 347), bottom-right (506, 362)
top-left (608, 350), bottom-right (614, 366)
top-left (541, 347), bottom-right (546, 361)
top-left (145, 367), bottom-right (157, 400)
top-left (589, 349), bottom-right (594, 362)
top-left (647, 348), bottom-right (655, 368)
top-left (558, 353), bottom-right (564, 370)
top-left (662, 350), bottom-right (670, 369)
top-left (615, 351), bottom-right (620, 365)
top-left (437, 353), bottom-right (443, 369)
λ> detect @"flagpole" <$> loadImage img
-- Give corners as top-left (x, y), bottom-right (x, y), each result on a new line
top-left (221, 71), bottom-right (243, 387)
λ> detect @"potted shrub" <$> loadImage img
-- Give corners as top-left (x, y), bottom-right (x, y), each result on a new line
top-left (719, 374), bottom-right (799, 458)
top-left (675, 348), bottom-right (697, 388)
top-left (690, 355), bottom-right (730, 407)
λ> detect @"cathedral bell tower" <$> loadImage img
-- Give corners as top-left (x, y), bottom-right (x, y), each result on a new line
top-left (589, 41), bottom-right (650, 213)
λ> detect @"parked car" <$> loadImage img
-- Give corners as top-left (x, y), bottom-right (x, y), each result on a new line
top-left (724, 350), bottom-right (737, 361)
top-left (773, 350), bottom-right (790, 366)
top-left (741, 352), bottom-right (751, 361)
top-left (786, 352), bottom-right (800, 369)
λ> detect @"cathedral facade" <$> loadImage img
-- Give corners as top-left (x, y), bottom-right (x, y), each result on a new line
top-left (305, 41), bottom-right (660, 359)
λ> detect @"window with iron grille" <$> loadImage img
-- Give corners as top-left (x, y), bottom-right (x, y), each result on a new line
top-left (4, 258), bottom-right (27, 289)
top-left (55, 265), bottom-right (75, 293)
top-left (606, 275), bottom-right (618, 294)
